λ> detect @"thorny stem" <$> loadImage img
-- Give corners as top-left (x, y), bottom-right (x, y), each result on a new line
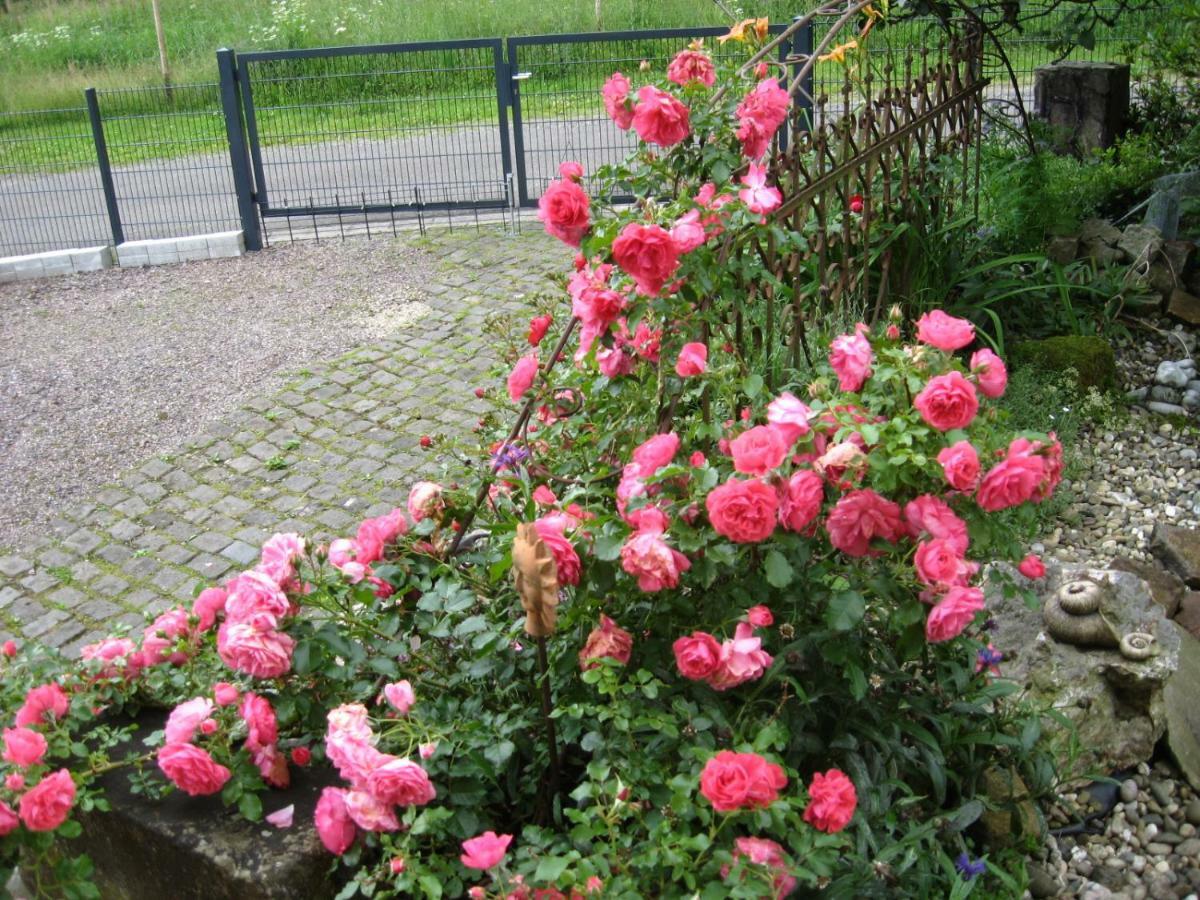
top-left (535, 635), bottom-right (561, 797)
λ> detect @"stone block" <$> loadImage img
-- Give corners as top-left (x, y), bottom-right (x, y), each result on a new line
top-left (1168, 288), bottom-right (1200, 326)
top-left (1166, 626), bottom-right (1200, 791)
top-left (1035, 61), bottom-right (1130, 154)
top-left (1111, 557), bottom-right (1186, 618)
top-left (1178, 592), bottom-right (1200, 642)
top-left (69, 246), bottom-right (113, 272)
top-left (1152, 524), bottom-right (1200, 587)
top-left (1117, 223), bottom-right (1163, 264)
top-left (1045, 235), bottom-right (1079, 265)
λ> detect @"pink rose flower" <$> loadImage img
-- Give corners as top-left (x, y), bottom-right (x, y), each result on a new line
top-left (224, 571), bottom-right (290, 626)
top-left (925, 585), bottom-right (984, 642)
top-left (241, 692), bottom-right (278, 751)
top-left (828, 326), bottom-right (873, 392)
top-left (527, 314), bottom-right (553, 346)
top-left (914, 371), bottom-right (979, 431)
top-left (675, 342), bottom-right (708, 377)
top-left (803, 769), bottom-right (857, 833)
top-left (216, 621), bottom-right (294, 679)
top-left (735, 78), bottom-right (790, 159)
top-left (80, 637), bottom-right (139, 676)
top-left (18, 769), bottom-right (76, 832)
top-left (2, 727), bottom-right (47, 767)
top-left (165, 697), bottom-right (216, 745)
top-left (914, 538), bottom-right (972, 588)
top-left (699, 751), bottom-right (787, 812)
top-left (157, 744), bottom-right (231, 796)
top-left (579, 615), bottom-right (633, 669)
top-left (314, 787), bottom-right (358, 855)
top-left (192, 587), bottom-right (228, 631)
top-left (254, 742), bottom-right (290, 789)
top-left (383, 680), bottom-right (416, 715)
top-left (213, 682), bottom-right (239, 706)
top-left (597, 346), bottom-right (635, 378)
top-left (673, 631), bottom-right (722, 681)
top-left (460, 831), bottom-right (513, 870)
top-left (632, 432), bottom-right (679, 472)
top-left (747, 605), bottom-right (774, 627)
top-left (1018, 553), bottom-right (1046, 579)
top-left (667, 49), bottom-right (715, 87)
top-left (0, 802), bottom-right (18, 836)
top-left (558, 160), bottom-right (583, 181)
top-left (602, 72), bottom-right (634, 129)
top-left (707, 622), bottom-right (773, 691)
top-left (631, 85), bottom-right (690, 147)
top-left (706, 478), bottom-right (779, 543)
top-left (730, 425), bottom-right (791, 476)
top-left (969, 347), bottom-right (1008, 398)
top-left (14, 683), bottom-right (69, 728)
top-left (366, 759), bottom-right (437, 808)
top-left (507, 353), bottom-right (539, 403)
top-left (326, 735), bottom-right (389, 791)
top-left (533, 518), bottom-right (582, 587)
top-left (778, 470), bottom-right (824, 533)
top-left (767, 391), bottom-right (812, 443)
top-left (258, 532), bottom-right (306, 585)
top-left (915, 309), bottom-right (975, 351)
top-left (537, 177), bottom-right (590, 247)
top-left (669, 210), bottom-right (707, 254)
top-left (825, 489), bottom-right (903, 557)
top-left (620, 530), bottom-right (690, 592)
top-left (937, 441), bottom-right (981, 492)
top-left (904, 495), bottom-right (969, 555)
top-left (738, 162), bottom-right (782, 215)
top-left (976, 448), bottom-right (1046, 512)
top-left (407, 481), bottom-right (445, 524)
top-left (724, 836), bottom-right (797, 899)
top-left (419, 742), bottom-right (437, 760)
top-left (5, 774), bottom-right (23, 792)
top-left (327, 703), bottom-right (373, 743)
top-left (612, 222), bottom-right (681, 296)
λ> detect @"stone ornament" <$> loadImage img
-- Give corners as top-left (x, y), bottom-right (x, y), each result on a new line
top-left (1044, 578), bottom-right (1156, 660)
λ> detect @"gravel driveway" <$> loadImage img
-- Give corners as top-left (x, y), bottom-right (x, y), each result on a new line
top-left (0, 239), bottom-right (435, 550)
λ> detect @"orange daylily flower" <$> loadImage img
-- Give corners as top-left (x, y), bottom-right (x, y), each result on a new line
top-left (719, 17), bottom-right (769, 44)
top-left (688, 38), bottom-right (705, 51)
top-left (818, 39), bottom-right (859, 64)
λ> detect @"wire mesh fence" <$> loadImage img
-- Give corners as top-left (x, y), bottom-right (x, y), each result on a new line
top-left (0, 106), bottom-right (112, 257)
top-left (95, 82), bottom-right (241, 242)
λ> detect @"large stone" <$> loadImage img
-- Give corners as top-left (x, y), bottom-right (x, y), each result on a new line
top-left (1034, 62), bottom-right (1130, 154)
top-left (979, 767), bottom-right (1043, 850)
top-left (1168, 288), bottom-right (1200, 326)
top-left (1117, 224), bottom-right (1163, 264)
top-left (984, 562), bottom-right (1184, 780)
top-left (1165, 629), bottom-right (1200, 791)
top-left (1110, 557), bottom-right (1186, 618)
top-left (1079, 218), bottom-right (1123, 246)
top-left (1046, 235), bottom-right (1080, 265)
top-left (1010, 335), bottom-right (1118, 392)
top-left (1151, 524), bottom-right (1200, 587)
top-left (1177, 592), bottom-right (1200, 641)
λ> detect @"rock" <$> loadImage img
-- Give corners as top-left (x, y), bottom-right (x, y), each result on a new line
top-left (1010, 335), bottom-right (1118, 393)
top-left (1151, 385), bottom-right (1184, 403)
top-left (1027, 863), bottom-right (1059, 898)
top-left (1121, 778), bottom-right (1141, 802)
top-left (1184, 390), bottom-right (1200, 410)
top-left (1047, 234), bottom-right (1081, 265)
top-left (1165, 628), bottom-right (1200, 792)
top-left (1162, 239), bottom-right (1196, 278)
top-left (1177, 837), bottom-right (1200, 858)
top-left (1178, 594), bottom-right (1200, 641)
top-left (1119, 224), bottom-right (1164, 264)
top-left (1149, 261), bottom-right (1181, 300)
top-left (978, 766), bottom-right (1042, 849)
top-left (1152, 524), bottom-right (1200, 588)
top-left (1129, 386), bottom-right (1150, 401)
top-left (1147, 401), bottom-right (1188, 416)
top-left (1080, 218), bottom-right (1124, 246)
top-left (1187, 798), bottom-right (1200, 825)
top-left (1110, 558), bottom-right (1186, 618)
top-left (984, 562), bottom-right (1185, 778)
top-left (1169, 288), bottom-right (1200, 326)
top-left (1157, 361), bottom-right (1193, 389)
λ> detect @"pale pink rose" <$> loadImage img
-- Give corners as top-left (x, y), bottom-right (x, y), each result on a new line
top-left (165, 697), bottom-right (215, 745)
top-left (914, 539), bottom-right (972, 588)
top-left (669, 210), bottom-right (707, 254)
top-left (708, 622), bottom-right (773, 690)
top-left (914, 371), bottom-right (979, 431)
top-left (1018, 553), bottom-right (1046, 579)
top-left (326, 735), bottom-right (390, 791)
top-left (2, 727), bottom-right (47, 767)
top-left (241, 692), bottom-right (278, 751)
top-left (213, 682), bottom-right (239, 706)
top-left (533, 518), bottom-right (582, 586)
top-left (612, 222), bottom-right (681, 296)
top-left (216, 621), bottom-right (294, 679)
top-left (157, 744), bottom-right (231, 797)
top-left (916, 310), bottom-right (975, 351)
top-left (224, 571), bottom-right (290, 626)
top-left (383, 680), bottom-right (416, 715)
top-left (266, 804), bottom-right (295, 828)
top-left (778, 470), bottom-right (825, 533)
top-left (537, 177), bottom-right (590, 247)
top-left (828, 326), bottom-right (873, 392)
top-left (937, 441), bottom-right (981, 492)
top-left (632, 432), bottom-right (679, 472)
top-left (631, 85), bottom-right (690, 147)
top-left (904, 495), bottom-right (969, 555)
top-left (815, 440), bottom-right (866, 485)
top-left (706, 478), bottom-right (778, 543)
top-left (314, 787), bottom-right (358, 855)
top-left (620, 530), bottom-right (690, 592)
top-left (667, 49), bottom-right (715, 87)
top-left (730, 425), bottom-right (790, 476)
top-left (602, 72), bottom-right (634, 129)
top-left (579, 615), bottom-right (633, 670)
top-left (192, 587), bottom-right (228, 631)
top-left (258, 533), bottom-right (306, 585)
top-left (327, 538), bottom-right (357, 569)
top-left (407, 481), bottom-right (445, 524)
top-left (925, 586), bottom-right (984, 642)
top-left (825, 489), bottom-right (903, 557)
top-left (326, 703), bottom-right (373, 743)
top-left (970, 348), bottom-right (1008, 398)
top-left (738, 162), bottom-right (782, 215)
top-left (0, 802), bottom-right (17, 836)
top-left (747, 605), bottom-right (774, 627)
top-left (18, 769), bottom-right (76, 832)
top-left (675, 342), bottom-right (708, 377)
top-left (15, 683), bottom-right (69, 728)
top-left (365, 759), bottom-right (437, 808)
top-left (80, 637), bottom-right (139, 676)
top-left (507, 353), bottom-right (539, 402)
top-left (460, 831), bottom-right (513, 870)
top-left (735, 78), bottom-right (790, 159)
top-left (723, 836), bottom-right (797, 899)
top-left (419, 742), bottom-right (437, 760)
top-left (767, 392), bottom-right (812, 443)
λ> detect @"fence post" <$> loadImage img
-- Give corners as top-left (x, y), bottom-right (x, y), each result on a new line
top-left (84, 88), bottom-right (125, 247)
top-left (216, 48), bottom-right (262, 251)
top-left (791, 18), bottom-right (815, 134)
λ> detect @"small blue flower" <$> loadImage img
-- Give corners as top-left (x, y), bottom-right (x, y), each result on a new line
top-left (490, 443), bottom-right (529, 471)
top-left (977, 646), bottom-right (1003, 668)
top-left (955, 852), bottom-right (986, 880)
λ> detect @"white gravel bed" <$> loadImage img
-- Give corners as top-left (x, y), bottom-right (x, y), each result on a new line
top-left (0, 240), bottom-right (434, 551)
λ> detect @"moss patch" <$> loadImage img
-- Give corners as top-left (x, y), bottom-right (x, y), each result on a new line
top-left (1009, 335), bottom-right (1118, 392)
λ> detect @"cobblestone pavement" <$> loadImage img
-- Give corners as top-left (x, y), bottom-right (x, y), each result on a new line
top-left (0, 229), bottom-right (570, 652)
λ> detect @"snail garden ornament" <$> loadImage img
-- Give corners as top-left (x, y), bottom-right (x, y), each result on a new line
top-left (1043, 578), bottom-right (1157, 661)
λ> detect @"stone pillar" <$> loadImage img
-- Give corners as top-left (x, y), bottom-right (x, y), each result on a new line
top-left (1034, 61), bottom-right (1130, 154)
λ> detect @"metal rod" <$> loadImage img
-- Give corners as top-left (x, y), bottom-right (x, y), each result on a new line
top-left (84, 88), bottom-right (125, 247)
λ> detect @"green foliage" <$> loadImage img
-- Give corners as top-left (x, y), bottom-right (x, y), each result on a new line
top-left (1009, 335), bottom-right (1118, 393)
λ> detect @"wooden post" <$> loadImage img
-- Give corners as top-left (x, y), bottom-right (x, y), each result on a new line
top-left (151, 0), bottom-right (173, 99)
top-left (594, 0), bottom-right (601, 30)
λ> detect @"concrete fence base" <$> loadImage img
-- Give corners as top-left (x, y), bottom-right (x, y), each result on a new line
top-left (0, 230), bottom-right (245, 283)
